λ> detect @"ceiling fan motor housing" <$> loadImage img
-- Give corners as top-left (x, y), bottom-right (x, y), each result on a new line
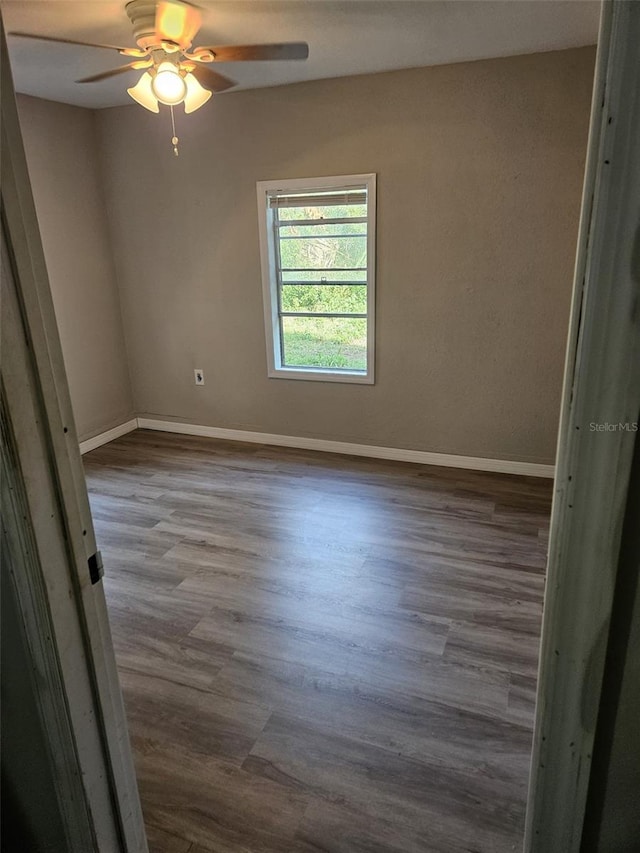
top-left (126, 0), bottom-right (167, 52)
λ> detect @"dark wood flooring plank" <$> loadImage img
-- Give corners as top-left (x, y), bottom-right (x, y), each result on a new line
top-left (215, 651), bottom-right (532, 781)
top-left (245, 713), bottom-right (526, 853)
top-left (144, 824), bottom-right (192, 853)
top-left (119, 668), bottom-right (270, 767)
top-left (135, 743), bottom-right (310, 853)
top-left (444, 619), bottom-right (541, 679)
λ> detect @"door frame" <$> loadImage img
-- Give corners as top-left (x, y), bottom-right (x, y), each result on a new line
top-left (1, 21), bottom-right (147, 853)
top-left (525, 1), bottom-right (640, 850)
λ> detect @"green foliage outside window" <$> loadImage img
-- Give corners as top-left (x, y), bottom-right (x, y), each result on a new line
top-left (277, 204), bottom-right (368, 369)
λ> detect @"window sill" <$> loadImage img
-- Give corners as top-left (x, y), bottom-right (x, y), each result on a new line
top-left (268, 367), bottom-right (374, 385)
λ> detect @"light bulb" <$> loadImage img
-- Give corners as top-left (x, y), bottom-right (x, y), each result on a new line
top-left (127, 72), bottom-right (159, 112)
top-left (152, 62), bottom-right (187, 106)
top-left (183, 72), bottom-right (212, 114)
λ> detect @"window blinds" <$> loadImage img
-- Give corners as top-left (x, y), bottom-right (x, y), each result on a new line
top-left (267, 189), bottom-right (368, 209)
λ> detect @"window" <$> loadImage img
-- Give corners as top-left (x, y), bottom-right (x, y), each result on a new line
top-left (257, 174), bottom-right (376, 383)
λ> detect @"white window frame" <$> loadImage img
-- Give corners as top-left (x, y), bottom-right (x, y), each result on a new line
top-left (257, 173), bottom-right (376, 384)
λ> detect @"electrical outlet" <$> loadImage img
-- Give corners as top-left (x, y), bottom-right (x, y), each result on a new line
top-left (194, 369), bottom-right (204, 386)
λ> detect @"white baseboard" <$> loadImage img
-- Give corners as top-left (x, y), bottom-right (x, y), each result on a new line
top-left (79, 418), bottom-right (138, 455)
top-left (136, 417), bottom-right (555, 478)
top-left (80, 416), bottom-right (556, 478)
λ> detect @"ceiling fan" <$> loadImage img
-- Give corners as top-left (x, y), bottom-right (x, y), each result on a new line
top-left (10, 0), bottom-right (310, 115)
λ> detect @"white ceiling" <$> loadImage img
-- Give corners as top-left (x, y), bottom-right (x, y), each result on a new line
top-left (3, 1), bottom-right (600, 109)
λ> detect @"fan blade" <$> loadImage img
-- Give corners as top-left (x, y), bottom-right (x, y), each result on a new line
top-left (8, 31), bottom-right (140, 54)
top-left (197, 43), bottom-right (309, 62)
top-left (156, 1), bottom-right (202, 45)
top-left (76, 62), bottom-right (145, 84)
top-left (189, 63), bottom-right (236, 94)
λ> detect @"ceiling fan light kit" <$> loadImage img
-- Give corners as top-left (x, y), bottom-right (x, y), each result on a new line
top-left (183, 72), bottom-right (212, 113)
top-left (126, 61), bottom-right (212, 116)
top-left (126, 71), bottom-right (159, 112)
top-left (151, 61), bottom-right (187, 104)
top-left (11, 0), bottom-right (309, 155)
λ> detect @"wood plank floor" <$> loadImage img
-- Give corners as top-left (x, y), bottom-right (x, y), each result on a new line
top-left (84, 430), bottom-right (552, 853)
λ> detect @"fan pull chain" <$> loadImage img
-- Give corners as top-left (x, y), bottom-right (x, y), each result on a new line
top-left (170, 105), bottom-right (179, 157)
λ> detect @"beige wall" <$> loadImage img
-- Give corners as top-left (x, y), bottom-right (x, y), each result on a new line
top-left (21, 47), bottom-right (593, 462)
top-left (96, 46), bottom-right (594, 464)
top-left (17, 95), bottom-right (134, 443)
